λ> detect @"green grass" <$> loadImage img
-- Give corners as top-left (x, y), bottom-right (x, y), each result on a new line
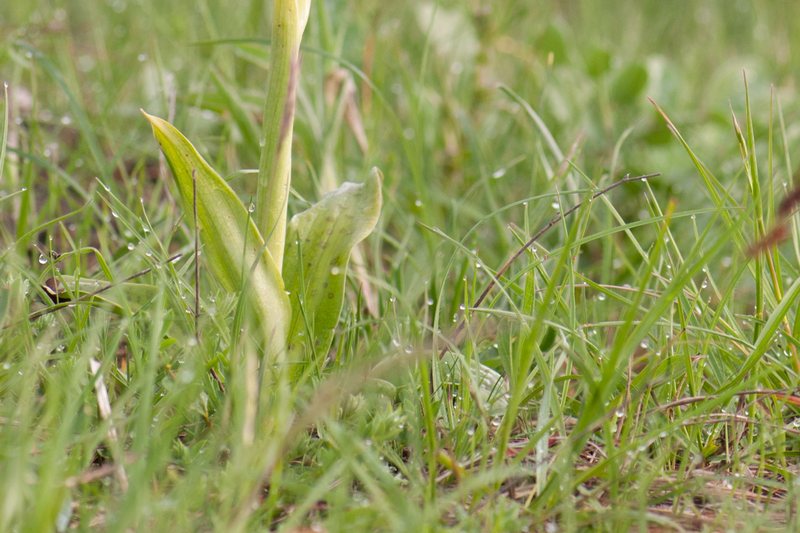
top-left (4, 1), bottom-right (800, 531)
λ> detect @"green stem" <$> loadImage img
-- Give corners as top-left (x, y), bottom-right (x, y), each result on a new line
top-left (256, 0), bottom-right (309, 271)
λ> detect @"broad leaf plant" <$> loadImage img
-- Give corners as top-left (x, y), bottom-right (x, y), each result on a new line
top-left (143, 0), bottom-right (382, 378)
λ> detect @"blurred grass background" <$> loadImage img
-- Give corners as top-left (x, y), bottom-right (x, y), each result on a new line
top-left (4, 0), bottom-right (800, 530)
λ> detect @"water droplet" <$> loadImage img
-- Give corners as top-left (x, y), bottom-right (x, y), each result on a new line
top-left (414, 199), bottom-right (423, 207)
top-left (127, 243), bottom-right (135, 251)
top-left (475, 262), bottom-right (482, 269)
top-left (403, 345), bottom-right (413, 354)
top-left (551, 202), bottom-right (560, 210)
top-left (330, 266), bottom-right (341, 276)
top-left (426, 298), bottom-right (434, 306)
top-left (391, 338), bottom-right (401, 348)
top-left (615, 410), bottom-right (624, 418)
top-left (60, 115), bottom-right (72, 126)
top-left (492, 168), bottom-right (506, 179)
top-left (596, 293), bottom-right (606, 301)
top-left (137, 53), bottom-right (148, 62)
top-left (458, 304), bottom-right (466, 311)
top-left (640, 340), bottom-right (649, 350)
top-left (248, 203), bottom-right (255, 213)
top-left (111, 210), bottom-right (119, 219)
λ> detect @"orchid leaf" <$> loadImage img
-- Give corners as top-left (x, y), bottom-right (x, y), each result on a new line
top-left (142, 111), bottom-right (290, 355)
top-left (284, 169), bottom-right (382, 364)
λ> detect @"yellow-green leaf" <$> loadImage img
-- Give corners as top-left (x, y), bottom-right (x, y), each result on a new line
top-left (284, 169), bottom-right (382, 366)
top-left (142, 111), bottom-right (290, 355)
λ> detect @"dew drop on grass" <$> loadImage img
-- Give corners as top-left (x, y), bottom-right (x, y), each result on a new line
top-left (491, 168), bottom-right (506, 179)
top-left (391, 337), bottom-right (401, 348)
top-left (426, 298), bottom-right (434, 306)
top-left (248, 203), bottom-right (255, 213)
top-left (111, 210), bottom-right (119, 219)
top-left (137, 53), bottom-right (148, 62)
top-left (330, 266), bottom-right (341, 276)
top-left (551, 202), bottom-right (560, 210)
top-left (458, 304), bottom-right (466, 311)
top-left (127, 243), bottom-right (135, 251)
top-left (38, 254), bottom-right (48, 265)
top-left (414, 199), bottom-right (423, 207)
top-left (640, 340), bottom-right (649, 350)
top-left (596, 293), bottom-right (606, 301)
top-left (404, 345), bottom-right (413, 354)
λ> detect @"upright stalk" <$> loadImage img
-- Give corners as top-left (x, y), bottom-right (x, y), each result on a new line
top-left (256, 0), bottom-right (310, 271)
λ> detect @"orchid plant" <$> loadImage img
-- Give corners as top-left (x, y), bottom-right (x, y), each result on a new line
top-left (143, 0), bottom-right (381, 376)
